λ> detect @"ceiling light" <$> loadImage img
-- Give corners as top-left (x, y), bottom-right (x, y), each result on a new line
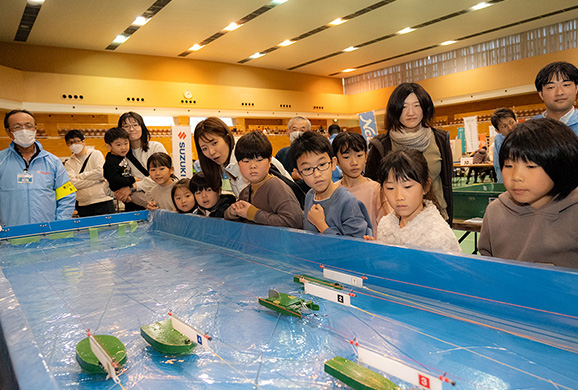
top-left (27, 0), bottom-right (45, 4)
top-left (224, 22), bottom-right (241, 31)
top-left (189, 44), bottom-right (204, 51)
top-left (133, 16), bottom-right (149, 26)
top-left (329, 18), bottom-right (347, 26)
top-left (343, 46), bottom-right (358, 52)
top-left (249, 52), bottom-right (264, 59)
top-left (270, 0), bottom-right (288, 4)
top-left (279, 39), bottom-right (295, 47)
top-left (471, 2), bottom-right (492, 11)
top-left (440, 40), bottom-right (457, 46)
top-left (113, 35), bottom-right (128, 44)
top-left (342, 68), bottom-right (356, 73)
top-left (397, 27), bottom-right (415, 35)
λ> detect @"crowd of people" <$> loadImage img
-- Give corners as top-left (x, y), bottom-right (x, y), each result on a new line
top-left (1, 61), bottom-right (578, 268)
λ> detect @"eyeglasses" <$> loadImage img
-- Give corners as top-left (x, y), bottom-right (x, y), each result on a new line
top-left (299, 161), bottom-right (331, 176)
top-left (122, 123), bottom-right (141, 130)
top-left (11, 123), bottom-right (36, 131)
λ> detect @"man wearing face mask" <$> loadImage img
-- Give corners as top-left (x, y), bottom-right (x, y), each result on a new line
top-left (64, 130), bottom-right (114, 217)
top-left (0, 109), bottom-right (76, 226)
top-left (275, 116), bottom-right (312, 193)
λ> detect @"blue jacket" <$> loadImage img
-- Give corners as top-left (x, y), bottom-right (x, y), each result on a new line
top-left (535, 110), bottom-right (578, 136)
top-left (0, 142), bottom-right (76, 227)
top-left (304, 186), bottom-right (372, 237)
top-left (493, 133), bottom-right (505, 183)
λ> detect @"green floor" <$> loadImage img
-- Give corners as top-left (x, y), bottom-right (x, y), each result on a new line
top-left (452, 173), bottom-right (492, 255)
top-left (454, 229), bottom-right (478, 254)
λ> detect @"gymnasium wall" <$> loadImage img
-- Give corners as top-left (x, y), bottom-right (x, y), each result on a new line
top-left (0, 43), bottom-right (577, 158)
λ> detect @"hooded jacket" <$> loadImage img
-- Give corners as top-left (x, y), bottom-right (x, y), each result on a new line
top-left (479, 190), bottom-right (578, 268)
top-left (0, 141), bottom-right (76, 226)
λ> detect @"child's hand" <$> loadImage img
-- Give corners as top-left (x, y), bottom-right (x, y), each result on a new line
top-left (363, 235), bottom-right (375, 241)
top-left (231, 200), bottom-right (251, 218)
top-left (134, 177), bottom-right (142, 182)
top-left (308, 204), bottom-right (329, 233)
top-left (146, 201), bottom-right (158, 210)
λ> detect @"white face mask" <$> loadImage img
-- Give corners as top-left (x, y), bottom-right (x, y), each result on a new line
top-left (289, 131), bottom-right (303, 143)
top-left (69, 143), bottom-right (84, 155)
top-left (12, 130), bottom-right (36, 148)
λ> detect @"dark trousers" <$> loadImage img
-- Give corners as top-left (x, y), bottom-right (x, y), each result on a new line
top-left (76, 200), bottom-right (116, 217)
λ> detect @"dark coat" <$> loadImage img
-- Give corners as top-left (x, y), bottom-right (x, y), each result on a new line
top-left (365, 128), bottom-right (453, 224)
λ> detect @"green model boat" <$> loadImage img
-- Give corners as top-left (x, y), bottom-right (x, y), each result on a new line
top-left (294, 274), bottom-right (343, 290)
top-left (141, 318), bottom-right (197, 354)
top-left (75, 335), bottom-right (127, 374)
top-left (325, 356), bottom-right (398, 390)
top-left (258, 289), bottom-right (319, 318)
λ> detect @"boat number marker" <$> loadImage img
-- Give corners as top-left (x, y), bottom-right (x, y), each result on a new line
top-left (304, 281), bottom-right (355, 307)
top-left (358, 345), bottom-right (449, 390)
top-left (322, 266), bottom-right (366, 288)
top-left (168, 312), bottom-right (212, 348)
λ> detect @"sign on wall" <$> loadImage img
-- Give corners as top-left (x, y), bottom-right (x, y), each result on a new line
top-left (358, 111), bottom-right (378, 141)
top-left (171, 125), bottom-right (193, 178)
top-left (462, 116), bottom-right (479, 153)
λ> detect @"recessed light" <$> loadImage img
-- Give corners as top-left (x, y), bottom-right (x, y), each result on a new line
top-left (249, 52), bottom-right (264, 59)
top-left (133, 16), bottom-right (149, 26)
top-left (224, 22), bottom-right (241, 31)
top-left (342, 68), bottom-right (356, 73)
top-left (471, 2), bottom-right (492, 11)
top-left (113, 35), bottom-right (128, 44)
top-left (440, 40), bottom-right (457, 46)
top-left (27, 0), bottom-right (45, 4)
top-left (279, 39), bottom-right (295, 47)
top-left (270, 0), bottom-right (288, 4)
top-left (343, 46), bottom-right (358, 52)
top-left (189, 44), bottom-right (204, 51)
top-left (397, 27), bottom-right (415, 35)
top-left (329, 18), bottom-right (347, 26)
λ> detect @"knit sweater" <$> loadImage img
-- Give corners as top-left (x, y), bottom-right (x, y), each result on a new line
top-left (148, 178), bottom-right (177, 211)
top-left (479, 190), bottom-right (578, 268)
top-left (376, 201), bottom-right (461, 253)
top-left (226, 175), bottom-right (303, 228)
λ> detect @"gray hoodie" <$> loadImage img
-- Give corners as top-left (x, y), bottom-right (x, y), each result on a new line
top-left (479, 190), bottom-right (578, 268)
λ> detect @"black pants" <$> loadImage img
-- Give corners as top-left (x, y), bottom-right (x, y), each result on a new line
top-left (76, 200), bottom-right (116, 217)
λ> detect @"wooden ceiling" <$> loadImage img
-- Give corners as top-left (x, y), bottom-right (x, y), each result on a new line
top-left (1, 0), bottom-right (577, 79)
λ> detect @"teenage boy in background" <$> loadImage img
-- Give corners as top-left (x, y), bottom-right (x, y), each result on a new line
top-left (534, 61), bottom-right (578, 135)
top-left (490, 108), bottom-right (518, 183)
top-left (290, 131), bottom-right (372, 237)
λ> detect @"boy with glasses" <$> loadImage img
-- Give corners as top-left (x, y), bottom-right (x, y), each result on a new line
top-left (290, 131), bottom-right (372, 237)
